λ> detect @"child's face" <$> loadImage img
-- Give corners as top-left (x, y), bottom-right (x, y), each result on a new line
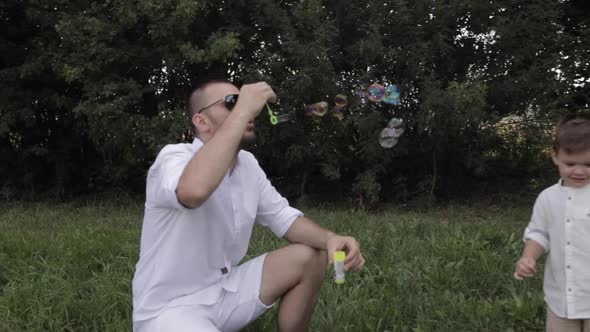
top-left (552, 149), bottom-right (590, 188)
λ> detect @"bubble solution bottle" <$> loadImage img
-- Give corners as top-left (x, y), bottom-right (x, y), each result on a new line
top-left (334, 251), bottom-right (346, 284)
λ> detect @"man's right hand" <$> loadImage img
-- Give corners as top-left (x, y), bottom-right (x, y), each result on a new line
top-left (234, 82), bottom-right (277, 119)
top-left (514, 256), bottom-right (537, 280)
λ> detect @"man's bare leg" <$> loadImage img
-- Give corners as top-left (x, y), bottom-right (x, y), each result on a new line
top-left (259, 243), bottom-right (328, 332)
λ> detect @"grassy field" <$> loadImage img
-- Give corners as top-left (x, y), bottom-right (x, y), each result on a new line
top-left (0, 201), bottom-right (546, 331)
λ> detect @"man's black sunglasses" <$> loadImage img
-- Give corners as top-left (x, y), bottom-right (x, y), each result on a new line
top-left (196, 94), bottom-right (239, 114)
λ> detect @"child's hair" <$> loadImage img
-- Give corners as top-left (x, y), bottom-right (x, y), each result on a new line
top-left (553, 113), bottom-right (590, 154)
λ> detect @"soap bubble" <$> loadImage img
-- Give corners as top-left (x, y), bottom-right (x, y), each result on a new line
top-left (382, 85), bottom-right (400, 105)
top-left (331, 107), bottom-right (344, 120)
top-left (387, 118), bottom-right (405, 137)
top-left (304, 101), bottom-right (329, 117)
top-left (387, 118), bottom-right (403, 128)
top-left (276, 113), bottom-right (292, 123)
top-left (367, 83), bottom-right (385, 102)
top-left (379, 129), bottom-right (399, 148)
top-left (334, 94), bottom-right (349, 107)
top-left (379, 117), bottom-right (405, 148)
top-left (330, 94), bottom-right (348, 120)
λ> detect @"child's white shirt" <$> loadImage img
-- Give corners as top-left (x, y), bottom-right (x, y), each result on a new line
top-left (524, 180), bottom-right (590, 319)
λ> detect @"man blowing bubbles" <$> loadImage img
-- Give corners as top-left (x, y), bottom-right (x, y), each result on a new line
top-left (132, 80), bottom-right (366, 332)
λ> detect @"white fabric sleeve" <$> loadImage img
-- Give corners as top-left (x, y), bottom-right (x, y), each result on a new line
top-left (254, 161), bottom-right (303, 237)
top-left (523, 192), bottom-right (550, 252)
top-left (145, 145), bottom-right (193, 210)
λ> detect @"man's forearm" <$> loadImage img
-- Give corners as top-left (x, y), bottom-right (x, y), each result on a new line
top-left (176, 110), bottom-right (251, 208)
top-left (284, 217), bottom-right (335, 250)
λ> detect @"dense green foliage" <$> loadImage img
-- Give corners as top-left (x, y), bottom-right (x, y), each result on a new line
top-left (1, 0), bottom-right (589, 203)
top-left (0, 202), bottom-right (546, 331)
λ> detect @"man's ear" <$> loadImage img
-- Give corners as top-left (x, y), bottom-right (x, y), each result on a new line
top-left (193, 113), bottom-right (209, 134)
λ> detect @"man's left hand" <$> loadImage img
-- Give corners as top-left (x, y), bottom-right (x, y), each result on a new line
top-left (327, 235), bottom-right (365, 272)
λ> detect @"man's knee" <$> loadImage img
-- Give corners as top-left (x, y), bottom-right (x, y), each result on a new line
top-left (259, 244), bottom-right (328, 304)
top-left (289, 244), bottom-right (328, 279)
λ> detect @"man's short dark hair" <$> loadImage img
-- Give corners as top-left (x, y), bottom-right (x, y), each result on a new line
top-left (186, 78), bottom-right (233, 135)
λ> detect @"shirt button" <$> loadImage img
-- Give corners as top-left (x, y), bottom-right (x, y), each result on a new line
top-left (567, 241), bottom-right (571, 245)
top-left (568, 288), bottom-right (572, 292)
top-left (567, 265), bottom-right (571, 269)
top-left (566, 219), bottom-right (571, 223)
top-left (568, 196), bottom-right (572, 200)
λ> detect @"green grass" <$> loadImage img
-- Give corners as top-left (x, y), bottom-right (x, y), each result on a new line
top-left (0, 202), bottom-right (545, 331)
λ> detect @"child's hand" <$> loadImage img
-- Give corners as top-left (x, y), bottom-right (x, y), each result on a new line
top-left (514, 256), bottom-right (537, 280)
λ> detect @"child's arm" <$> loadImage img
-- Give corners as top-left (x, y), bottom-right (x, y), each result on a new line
top-left (514, 239), bottom-right (545, 280)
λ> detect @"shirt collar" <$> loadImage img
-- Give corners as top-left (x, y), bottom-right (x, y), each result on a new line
top-left (559, 178), bottom-right (590, 195)
top-left (192, 137), bottom-right (204, 148)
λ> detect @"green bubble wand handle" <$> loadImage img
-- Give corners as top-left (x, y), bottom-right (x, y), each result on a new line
top-left (266, 103), bottom-right (278, 125)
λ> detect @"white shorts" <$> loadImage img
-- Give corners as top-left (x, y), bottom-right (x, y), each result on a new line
top-left (135, 254), bottom-right (274, 332)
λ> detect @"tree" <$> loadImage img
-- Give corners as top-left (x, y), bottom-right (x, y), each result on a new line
top-left (0, 0), bottom-right (584, 204)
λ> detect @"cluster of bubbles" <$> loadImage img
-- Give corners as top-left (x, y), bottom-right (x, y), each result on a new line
top-left (365, 83), bottom-right (405, 148)
top-left (366, 83), bottom-right (400, 105)
top-left (282, 82), bottom-right (405, 149)
top-left (304, 94), bottom-right (349, 120)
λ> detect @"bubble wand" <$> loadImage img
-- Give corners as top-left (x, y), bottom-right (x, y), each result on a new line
top-left (266, 103), bottom-right (278, 125)
top-left (266, 103), bottom-right (290, 125)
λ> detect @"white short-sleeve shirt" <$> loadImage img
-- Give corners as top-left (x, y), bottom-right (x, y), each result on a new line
top-left (523, 181), bottom-right (590, 319)
top-left (132, 139), bottom-right (303, 322)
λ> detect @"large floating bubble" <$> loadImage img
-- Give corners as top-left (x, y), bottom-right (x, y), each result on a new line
top-left (379, 117), bottom-right (405, 148)
top-left (379, 129), bottom-right (399, 148)
top-left (367, 83), bottom-right (385, 102)
top-left (387, 118), bottom-right (405, 137)
top-left (387, 118), bottom-right (403, 128)
top-left (304, 101), bottom-right (329, 117)
top-left (334, 94), bottom-right (348, 108)
top-left (331, 94), bottom-right (348, 120)
top-left (331, 108), bottom-right (344, 120)
top-left (382, 85), bottom-right (400, 105)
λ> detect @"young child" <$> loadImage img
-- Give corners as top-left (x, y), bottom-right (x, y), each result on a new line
top-left (514, 113), bottom-right (590, 332)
